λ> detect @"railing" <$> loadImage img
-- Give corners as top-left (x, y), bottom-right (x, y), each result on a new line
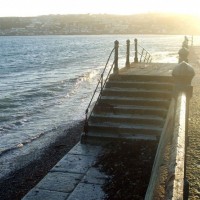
top-left (145, 37), bottom-right (195, 200)
top-left (133, 38), bottom-right (152, 63)
top-left (138, 46), bottom-right (152, 63)
top-left (191, 35), bottom-right (194, 46)
top-left (182, 35), bottom-right (193, 48)
top-left (83, 38), bottom-right (153, 135)
top-left (145, 62), bottom-right (194, 200)
top-left (83, 41), bottom-right (117, 134)
top-left (179, 35), bottom-right (192, 63)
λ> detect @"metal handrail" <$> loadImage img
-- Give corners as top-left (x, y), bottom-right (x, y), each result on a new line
top-left (138, 43), bottom-right (152, 63)
top-left (189, 35), bottom-right (193, 46)
top-left (84, 47), bottom-right (115, 133)
top-left (83, 38), bottom-right (152, 134)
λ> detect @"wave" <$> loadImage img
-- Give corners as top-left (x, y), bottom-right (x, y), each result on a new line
top-left (0, 98), bottom-right (21, 109)
top-left (0, 116), bottom-right (11, 123)
top-left (0, 117), bottom-right (28, 134)
top-left (21, 90), bottom-right (54, 99)
top-left (0, 69), bottom-right (99, 138)
top-left (0, 132), bottom-right (42, 156)
top-left (0, 121), bottom-right (79, 156)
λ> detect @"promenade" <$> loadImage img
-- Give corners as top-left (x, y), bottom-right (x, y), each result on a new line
top-left (22, 142), bottom-right (105, 200)
top-left (186, 46), bottom-right (200, 199)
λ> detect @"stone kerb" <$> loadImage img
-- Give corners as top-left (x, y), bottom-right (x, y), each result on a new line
top-left (165, 62), bottom-right (195, 199)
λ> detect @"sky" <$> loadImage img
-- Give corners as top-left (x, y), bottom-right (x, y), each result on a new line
top-left (0, 0), bottom-right (200, 17)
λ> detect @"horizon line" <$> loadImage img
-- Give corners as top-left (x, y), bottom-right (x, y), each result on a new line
top-left (0, 12), bottom-right (199, 18)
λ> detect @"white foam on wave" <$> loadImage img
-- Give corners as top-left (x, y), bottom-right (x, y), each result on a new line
top-left (0, 121), bottom-right (79, 180)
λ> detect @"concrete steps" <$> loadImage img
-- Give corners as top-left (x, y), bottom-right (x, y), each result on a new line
top-left (109, 74), bottom-right (172, 82)
top-left (88, 122), bottom-right (162, 136)
top-left (93, 104), bottom-right (167, 118)
top-left (99, 96), bottom-right (170, 108)
top-left (90, 113), bottom-right (165, 126)
top-left (102, 88), bottom-right (171, 99)
top-left (106, 81), bottom-right (173, 91)
top-left (83, 74), bottom-right (173, 142)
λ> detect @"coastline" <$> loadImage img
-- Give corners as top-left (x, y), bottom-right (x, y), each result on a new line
top-left (0, 120), bottom-right (84, 200)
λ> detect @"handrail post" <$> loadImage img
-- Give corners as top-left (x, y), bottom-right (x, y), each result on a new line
top-left (147, 54), bottom-right (151, 63)
top-left (182, 36), bottom-right (189, 49)
top-left (179, 36), bottom-right (189, 63)
top-left (171, 61), bottom-right (195, 199)
top-left (144, 51), bottom-right (148, 63)
top-left (100, 74), bottom-right (103, 93)
top-left (178, 47), bottom-right (189, 63)
top-left (134, 38), bottom-right (138, 63)
top-left (81, 43), bottom-right (118, 143)
top-left (113, 40), bottom-right (119, 74)
top-left (140, 49), bottom-right (144, 62)
top-left (125, 39), bottom-right (130, 68)
top-left (191, 35), bottom-right (193, 46)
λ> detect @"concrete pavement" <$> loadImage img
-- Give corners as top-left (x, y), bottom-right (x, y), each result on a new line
top-left (22, 142), bottom-right (106, 200)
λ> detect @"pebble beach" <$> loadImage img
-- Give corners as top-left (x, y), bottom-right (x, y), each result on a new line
top-left (187, 46), bottom-right (200, 199)
top-left (0, 120), bottom-right (84, 200)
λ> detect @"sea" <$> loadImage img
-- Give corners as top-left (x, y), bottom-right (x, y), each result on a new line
top-left (0, 34), bottom-right (199, 178)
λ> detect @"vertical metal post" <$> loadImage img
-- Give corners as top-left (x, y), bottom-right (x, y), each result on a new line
top-left (191, 35), bottom-right (193, 46)
top-left (125, 39), bottom-right (130, 68)
top-left (147, 54), bottom-right (151, 63)
top-left (178, 47), bottom-right (189, 63)
top-left (144, 51), bottom-right (148, 63)
top-left (100, 74), bottom-right (103, 93)
top-left (113, 40), bottom-right (119, 74)
top-left (182, 36), bottom-right (189, 49)
top-left (134, 38), bottom-right (138, 63)
top-left (140, 49), bottom-right (144, 62)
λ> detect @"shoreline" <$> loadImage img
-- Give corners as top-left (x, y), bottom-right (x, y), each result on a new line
top-left (0, 120), bottom-right (83, 180)
top-left (0, 33), bottom-right (194, 36)
top-left (0, 120), bottom-right (84, 200)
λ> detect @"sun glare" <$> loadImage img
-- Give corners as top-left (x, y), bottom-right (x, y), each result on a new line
top-left (0, 0), bottom-right (200, 17)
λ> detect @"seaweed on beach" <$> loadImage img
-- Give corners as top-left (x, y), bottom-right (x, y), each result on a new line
top-left (95, 140), bottom-right (158, 200)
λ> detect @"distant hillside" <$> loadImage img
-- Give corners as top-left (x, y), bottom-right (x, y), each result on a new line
top-left (0, 13), bottom-right (199, 35)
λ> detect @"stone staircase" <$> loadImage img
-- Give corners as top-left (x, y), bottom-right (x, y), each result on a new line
top-left (83, 74), bottom-right (173, 142)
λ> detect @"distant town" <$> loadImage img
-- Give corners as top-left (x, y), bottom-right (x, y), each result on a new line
top-left (0, 13), bottom-right (199, 36)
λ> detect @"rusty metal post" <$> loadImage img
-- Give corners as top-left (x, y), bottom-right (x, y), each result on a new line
top-left (134, 38), bottom-right (138, 63)
top-left (125, 39), bottom-right (130, 68)
top-left (178, 47), bottom-right (189, 63)
top-left (113, 40), bottom-right (119, 74)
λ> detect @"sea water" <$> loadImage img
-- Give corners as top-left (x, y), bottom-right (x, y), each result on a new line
top-left (0, 34), bottom-right (199, 178)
